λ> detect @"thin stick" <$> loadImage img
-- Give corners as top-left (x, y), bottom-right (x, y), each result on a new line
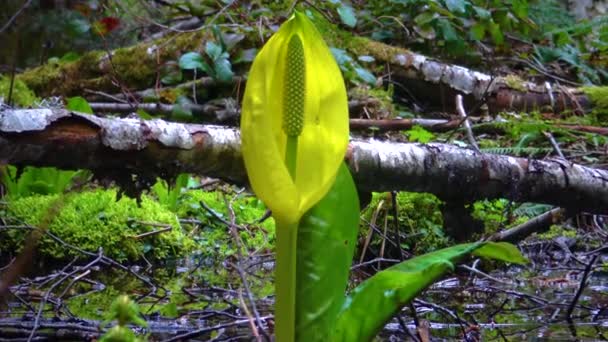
top-left (455, 95), bottom-right (480, 152)
top-left (566, 254), bottom-right (598, 320)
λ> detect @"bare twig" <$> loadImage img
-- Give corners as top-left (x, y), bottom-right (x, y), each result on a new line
top-left (455, 95), bottom-right (480, 152)
top-left (543, 131), bottom-right (565, 159)
top-left (489, 208), bottom-right (567, 243)
top-left (566, 254), bottom-right (598, 320)
top-left (0, 0), bottom-right (33, 34)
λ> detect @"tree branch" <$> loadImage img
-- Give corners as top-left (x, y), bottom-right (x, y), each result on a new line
top-left (1, 108), bottom-right (607, 213)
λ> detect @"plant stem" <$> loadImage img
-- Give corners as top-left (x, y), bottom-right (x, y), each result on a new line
top-left (276, 135), bottom-right (298, 341)
top-left (275, 219), bottom-right (298, 342)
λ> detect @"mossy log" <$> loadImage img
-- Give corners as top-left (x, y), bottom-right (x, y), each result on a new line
top-left (2, 108), bottom-right (607, 214)
top-left (14, 16), bottom-right (606, 116)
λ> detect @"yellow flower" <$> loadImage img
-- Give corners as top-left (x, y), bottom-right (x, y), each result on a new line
top-left (241, 11), bottom-right (349, 225)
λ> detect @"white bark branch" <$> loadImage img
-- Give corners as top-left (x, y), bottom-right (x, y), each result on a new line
top-left (1, 108), bottom-right (607, 213)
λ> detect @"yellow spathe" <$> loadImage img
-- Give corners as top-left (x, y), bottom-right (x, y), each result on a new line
top-left (240, 11), bottom-right (349, 225)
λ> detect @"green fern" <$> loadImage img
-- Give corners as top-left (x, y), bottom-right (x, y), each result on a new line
top-left (514, 203), bottom-right (554, 217)
top-left (481, 146), bottom-right (554, 156)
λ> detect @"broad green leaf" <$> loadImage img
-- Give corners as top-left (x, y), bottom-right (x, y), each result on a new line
top-left (444, 0), bottom-right (467, 14)
top-left (66, 96), bottom-right (93, 114)
top-left (136, 109), bottom-right (153, 120)
top-left (354, 67), bottom-right (376, 85)
top-left (414, 11), bottom-right (437, 26)
top-left (473, 242), bottom-right (527, 265)
top-left (488, 20), bottom-right (504, 45)
top-left (332, 243), bottom-right (485, 341)
top-left (296, 163), bottom-right (360, 341)
top-left (179, 52), bottom-right (212, 73)
top-left (436, 18), bottom-right (459, 41)
top-left (473, 6), bottom-right (491, 20)
top-left (213, 55), bottom-right (234, 82)
top-left (470, 22), bottom-right (486, 40)
top-left (330, 47), bottom-right (353, 67)
top-left (337, 5), bottom-right (357, 28)
top-left (205, 41), bottom-right (223, 60)
top-left (171, 95), bottom-right (194, 121)
top-left (405, 125), bottom-right (434, 143)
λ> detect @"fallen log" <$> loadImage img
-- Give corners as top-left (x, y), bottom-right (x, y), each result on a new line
top-left (12, 15), bottom-right (604, 115)
top-left (1, 108), bottom-right (607, 214)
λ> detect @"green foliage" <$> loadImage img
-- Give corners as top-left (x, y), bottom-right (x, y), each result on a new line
top-left (0, 75), bottom-right (38, 107)
top-left (105, 295), bottom-right (147, 328)
top-left (531, 2), bottom-right (608, 84)
top-left (363, 192), bottom-right (449, 254)
top-left (150, 174), bottom-right (191, 212)
top-left (582, 86), bottom-right (608, 122)
top-left (295, 164), bottom-right (360, 341)
top-left (177, 189), bottom-right (275, 260)
top-left (405, 125), bottom-right (434, 143)
top-left (4, 189), bottom-right (194, 261)
top-left (537, 224), bottom-right (577, 240)
top-left (473, 241), bottom-right (528, 264)
top-left (66, 96), bottom-right (93, 114)
top-left (100, 295), bottom-right (147, 342)
top-left (327, 1), bottom-right (358, 28)
top-left (1, 165), bottom-right (86, 199)
top-left (332, 242), bottom-right (527, 341)
top-left (178, 27), bottom-right (235, 82)
top-left (330, 47), bottom-right (377, 86)
top-left (471, 199), bottom-right (508, 234)
top-left (359, 0), bottom-right (534, 56)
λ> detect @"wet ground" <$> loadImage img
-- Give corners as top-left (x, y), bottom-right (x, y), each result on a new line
top-left (2, 242), bottom-right (608, 341)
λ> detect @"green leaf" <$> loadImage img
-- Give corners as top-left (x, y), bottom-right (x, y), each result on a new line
top-left (436, 18), bottom-right (459, 41)
top-left (330, 47), bottom-right (353, 68)
top-left (295, 163), bottom-right (360, 341)
top-left (470, 22), bottom-right (486, 40)
top-left (511, 0), bottom-right (528, 19)
top-left (414, 11), bottom-right (437, 26)
top-left (160, 68), bottom-right (183, 85)
top-left (66, 96), bottom-right (93, 114)
top-left (179, 52), bottom-right (211, 73)
top-left (354, 67), bottom-right (376, 85)
top-left (337, 5), bottom-right (357, 28)
top-left (405, 125), bottom-right (434, 143)
top-left (473, 242), bottom-right (528, 265)
top-left (473, 6), bottom-right (491, 20)
top-left (488, 20), bottom-right (504, 45)
top-left (171, 96), bottom-right (194, 121)
top-left (205, 41), bottom-right (223, 60)
top-left (213, 55), bottom-right (234, 82)
top-left (444, 0), bottom-right (467, 14)
top-left (332, 243), bottom-right (482, 341)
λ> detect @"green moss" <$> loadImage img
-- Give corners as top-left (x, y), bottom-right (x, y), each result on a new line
top-left (361, 192), bottom-right (449, 254)
top-left (582, 86), bottom-right (608, 109)
top-left (67, 285), bottom-right (122, 320)
top-left (582, 86), bottom-right (608, 122)
top-left (536, 224), bottom-right (578, 240)
top-left (471, 199), bottom-right (509, 235)
top-left (309, 10), bottom-right (409, 63)
top-left (177, 190), bottom-right (275, 260)
top-left (4, 189), bottom-right (194, 262)
top-left (0, 75), bottom-right (39, 106)
top-left (503, 75), bottom-right (527, 92)
top-left (349, 85), bottom-right (396, 118)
